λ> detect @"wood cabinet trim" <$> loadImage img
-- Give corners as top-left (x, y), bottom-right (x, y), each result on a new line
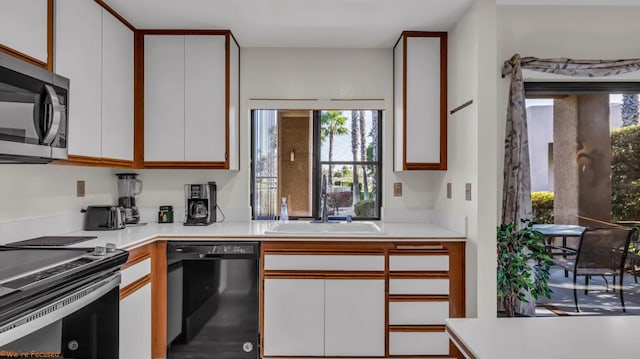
top-left (264, 271), bottom-right (385, 279)
top-left (445, 326), bottom-right (477, 359)
top-left (122, 245), bottom-right (152, 269)
top-left (119, 274), bottom-right (151, 300)
top-left (389, 272), bottom-right (449, 279)
top-left (94, 0), bottom-right (135, 31)
top-left (394, 31), bottom-right (448, 171)
top-left (388, 325), bottom-right (445, 333)
top-left (389, 250), bottom-right (449, 256)
top-left (142, 160), bottom-right (228, 169)
top-left (388, 295), bottom-right (449, 302)
top-left (133, 31), bottom-right (145, 168)
top-left (54, 155), bottom-right (133, 168)
top-left (151, 241), bottom-right (167, 359)
top-left (0, 0), bottom-right (53, 70)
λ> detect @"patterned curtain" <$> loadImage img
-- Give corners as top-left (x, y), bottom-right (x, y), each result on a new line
top-left (501, 54), bottom-right (640, 226)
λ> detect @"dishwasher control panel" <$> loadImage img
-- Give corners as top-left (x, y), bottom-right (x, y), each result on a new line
top-left (167, 242), bottom-right (259, 259)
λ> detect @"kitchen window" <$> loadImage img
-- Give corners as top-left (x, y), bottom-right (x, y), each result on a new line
top-left (251, 109), bottom-right (382, 220)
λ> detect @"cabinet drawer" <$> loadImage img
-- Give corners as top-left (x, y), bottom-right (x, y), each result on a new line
top-left (121, 258), bottom-right (151, 288)
top-left (264, 254), bottom-right (384, 271)
top-left (389, 301), bottom-right (449, 325)
top-left (389, 255), bottom-right (449, 271)
top-left (389, 278), bottom-right (449, 295)
top-left (389, 331), bottom-right (449, 356)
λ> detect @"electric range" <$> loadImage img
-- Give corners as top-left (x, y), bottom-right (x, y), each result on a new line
top-left (0, 244), bottom-right (128, 355)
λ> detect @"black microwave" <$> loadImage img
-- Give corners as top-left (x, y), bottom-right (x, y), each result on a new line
top-left (0, 53), bottom-right (69, 163)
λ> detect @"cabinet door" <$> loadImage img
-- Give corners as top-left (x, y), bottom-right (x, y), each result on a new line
top-left (0, 0), bottom-right (48, 63)
top-left (101, 10), bottom-right (134, 161)
top-left (55, 0), bottom-right (102, 158)
top-left (324, 279), bottom-right (385, 356)
top-left (263, 279), bottom-right (324, 356)
top-left (120, 282), bottom-right (152, 359)
top-left (144, 35), bottom-right (185, 161)
top-left (184, 35), bottom-right (226, 162)
top-left (393, 32), bottom-right (447, 171)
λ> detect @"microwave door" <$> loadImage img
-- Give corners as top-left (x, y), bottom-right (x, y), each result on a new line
top-left (40, 85), bottom-right (62, 145)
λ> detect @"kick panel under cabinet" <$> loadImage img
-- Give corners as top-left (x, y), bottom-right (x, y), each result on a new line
top-left (260, 241), bottom-right (465, 358)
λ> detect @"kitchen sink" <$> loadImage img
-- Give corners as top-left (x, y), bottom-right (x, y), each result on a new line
top-left (264, 221), bottom-right (385, 235)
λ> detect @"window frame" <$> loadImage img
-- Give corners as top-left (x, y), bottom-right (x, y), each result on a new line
top-left (250, 109), bottom-right (383, 220)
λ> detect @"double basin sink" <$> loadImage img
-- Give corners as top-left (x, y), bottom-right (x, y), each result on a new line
top-left (264, 221), bottom-right (384, 235)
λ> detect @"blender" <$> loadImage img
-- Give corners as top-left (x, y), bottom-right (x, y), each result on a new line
top-left (116, 173), bottom-right (142, 224)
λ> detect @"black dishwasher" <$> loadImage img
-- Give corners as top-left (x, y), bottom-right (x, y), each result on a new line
top-left (167, 241), bottom-right (260, 359)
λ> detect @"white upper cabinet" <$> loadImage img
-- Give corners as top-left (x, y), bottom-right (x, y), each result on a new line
top-left (144, 35), bottom-right (185, 162)
top-left (101, 11), bottom-right (134, 161)
top-left (184, 35), bottom-right (226, 162)
top-left (55, 0), bottom-right (103, 158)
top-left (393, 31), bottom-right (447, 171)
top-left (143, 32), bottom-right (239, 169)
top-left (0, 0), bottom-right (48, 64)
top-left (55, 1), bottom-right (134, 163)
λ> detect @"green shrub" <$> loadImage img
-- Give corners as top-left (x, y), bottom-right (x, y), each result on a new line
top-left (354, 199), bottom-right (376, 217)
top-left (612, 125), bottom-right (640, 222)
top-left (531, 191), bottom-right (554, 224)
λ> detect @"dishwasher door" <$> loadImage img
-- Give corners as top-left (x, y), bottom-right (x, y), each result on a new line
top-left (167, 242), bottom-right (260, 359)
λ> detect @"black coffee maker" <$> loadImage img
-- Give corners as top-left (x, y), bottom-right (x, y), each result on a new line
top-left (184, 182), bottom-right (217, 226)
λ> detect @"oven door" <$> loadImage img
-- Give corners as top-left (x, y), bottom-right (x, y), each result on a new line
top-left (0, 273), bottom-right (120, 359)
top-left (0, 55), bottom-right (68, 162)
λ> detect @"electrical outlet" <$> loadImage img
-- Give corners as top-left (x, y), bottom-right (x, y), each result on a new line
top-left (465, 183), bottom-right (472, 201)
top-left (77, 180), bottom-right (85, 198)
top-left (447, 183), bottom-right (452, 199)
top-left (393, 182), bottom-right (402, 197)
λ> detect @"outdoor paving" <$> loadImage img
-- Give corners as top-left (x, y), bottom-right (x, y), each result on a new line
top-left (536, 266), bottom-right (640, 316)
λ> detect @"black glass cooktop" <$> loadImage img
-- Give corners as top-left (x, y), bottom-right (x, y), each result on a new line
top-left (0, 247), bottom-right (91, 283)
top-left (7, 236), bottom-right (97, 247)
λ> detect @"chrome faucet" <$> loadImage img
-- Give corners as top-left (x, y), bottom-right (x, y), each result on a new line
top-left (320, 174), bottom-right (329, 223)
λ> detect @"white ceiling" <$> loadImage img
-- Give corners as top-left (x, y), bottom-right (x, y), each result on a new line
top-left (104, 0), bottom-right (473, 48)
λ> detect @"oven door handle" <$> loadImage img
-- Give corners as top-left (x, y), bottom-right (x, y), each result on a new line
top-left (0, 273), bottom-right (120, 347)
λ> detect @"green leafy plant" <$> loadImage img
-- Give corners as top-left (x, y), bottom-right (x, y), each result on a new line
top-left (497, 219), bottom-right (552, 317)
top-left (354, 199), bottom-right (375, 217)
top-left (531, 191), bottom-right (554, 224)
top-left (611, 124), bottom-right (640, 222)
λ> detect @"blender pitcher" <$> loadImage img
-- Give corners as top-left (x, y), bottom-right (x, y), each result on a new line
top-left (116, 173), bottom-right (142, 224)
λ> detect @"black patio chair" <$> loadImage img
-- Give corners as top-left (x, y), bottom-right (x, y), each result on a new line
top-left (551, 227), bottom-right (636, 313)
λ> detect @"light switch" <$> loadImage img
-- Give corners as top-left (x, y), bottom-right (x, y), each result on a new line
top-left (393, 182), bottom-right (402, 197)
top-left (465, 183), bottom-right (472, 201)
top-left (446, 183), bottom-right (452, 199)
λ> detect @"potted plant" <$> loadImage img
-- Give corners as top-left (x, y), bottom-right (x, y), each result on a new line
top-left (497, 219), bottom-right (553, 317)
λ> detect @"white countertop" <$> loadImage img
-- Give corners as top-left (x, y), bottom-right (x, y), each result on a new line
top-left (60, 221), bottom-right (465, 249)
top-left (446, 317), bottom-right (639, 359)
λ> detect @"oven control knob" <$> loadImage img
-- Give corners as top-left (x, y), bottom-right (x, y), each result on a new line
top-left (243, 342), bottom-right (253, 353)
top-left (93, 246), bottom-right (107, 256)
top-left (105, 243), bottom-right (116, 253)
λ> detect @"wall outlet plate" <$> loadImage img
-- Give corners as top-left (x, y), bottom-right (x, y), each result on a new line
top-left (465, 183), bottom-right (471, 201)
top-left (77, 180), bottom-right (85, 198)
top-left (393, 182), bottom-right (402, 197)
top-left (446, 183), bottom-right (452, 199)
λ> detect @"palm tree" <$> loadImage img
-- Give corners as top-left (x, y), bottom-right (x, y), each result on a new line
top-left (321, 111), bottom-right (349, 187)
top-left (621, 94), bottom-right (639, 127)
top-left (359, 110), bottom-right (369, 200)
top-left (369, 111), bottom-right (378, 199)
top-left (351, 111), bottom-right (360, 204)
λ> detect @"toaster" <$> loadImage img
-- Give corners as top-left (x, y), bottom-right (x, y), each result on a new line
top-left (82, 206), bottom-right (126, 231)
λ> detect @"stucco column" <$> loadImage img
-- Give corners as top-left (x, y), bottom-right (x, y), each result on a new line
top-left (553, 96), bottom-right (579, 225)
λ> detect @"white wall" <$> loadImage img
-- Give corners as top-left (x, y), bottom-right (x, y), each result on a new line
top-left (435, 0), bottom-right (498, 318)
top-left (0, 47), bottom-right (444, 226)
top-left (242, 47), bottom-right (441, 222)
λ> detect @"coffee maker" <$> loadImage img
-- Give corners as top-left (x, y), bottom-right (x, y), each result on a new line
top-left (184, 182), bottom-right (217, 226)
top-left (116, 173), bottom-right (142, 224)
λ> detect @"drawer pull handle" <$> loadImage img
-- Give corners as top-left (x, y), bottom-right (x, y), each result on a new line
top-left (395, 245), bottom-right (443, 250)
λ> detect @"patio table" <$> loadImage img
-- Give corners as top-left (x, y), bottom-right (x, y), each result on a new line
top-left (532, 224), bottom-right (585, 249)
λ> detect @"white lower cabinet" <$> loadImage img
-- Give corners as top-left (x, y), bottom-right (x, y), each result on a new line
top-left (263, 279), bottom-right (325, 356)
top-left (263, 278), bottom-right (385, 357)
top-left (324, 279), bottom-right (385, 356)
top-left (119, 283), bottom-right (152, 359)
